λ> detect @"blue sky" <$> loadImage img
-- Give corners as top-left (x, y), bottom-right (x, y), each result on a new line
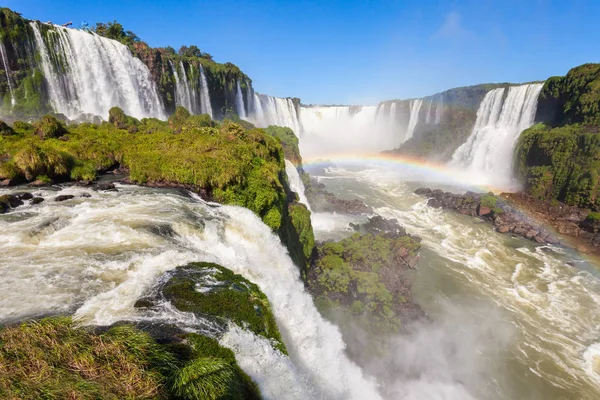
top-left (5, 0), bottom-right (599, 105)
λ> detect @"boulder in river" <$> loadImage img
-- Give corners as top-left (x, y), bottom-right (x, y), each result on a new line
top-left (55, 195), bottom-right (74, 202)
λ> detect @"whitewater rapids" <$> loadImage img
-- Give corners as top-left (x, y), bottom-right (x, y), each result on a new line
top-left (0, 184), bottom-right (381, 400)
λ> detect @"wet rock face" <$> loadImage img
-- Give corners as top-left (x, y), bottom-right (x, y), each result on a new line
top-left (415, 188), bottom-right (559, 245)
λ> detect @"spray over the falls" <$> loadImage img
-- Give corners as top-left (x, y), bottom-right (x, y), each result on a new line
top-left (0, 185), bottom-right (381, 400)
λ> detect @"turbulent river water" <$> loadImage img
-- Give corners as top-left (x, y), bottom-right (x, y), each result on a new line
top-left (2, 164), bottom-right (600, 399)
top-left (307, 162), bottom-right (600, 400)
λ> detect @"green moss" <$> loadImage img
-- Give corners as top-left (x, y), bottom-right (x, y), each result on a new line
top-left (264, 126), bottom-right (301, 165)
top-left (162, 262), bottom-right (286, 355)
top-left (288, 203), bottom-right (315, 261)
top-left (587, 212), bottom-right (600, 222)
top-left (309, 231), bottom-right (421, 334)
top-left (33, 115), bottom-right (67, 139)
top-left (480, 194), bottom-right (503, 214)
top-left (515, 124), bottom-right (600, 209)
top-left (0, 317), bottom-right (262, 400)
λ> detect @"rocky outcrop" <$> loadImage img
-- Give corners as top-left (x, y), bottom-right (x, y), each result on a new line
top-left (305, 178), bottom-right (372, 214)
top-left (308, 215), bottom-right (423, 338)
top-left (415, 188), bottom-right (559, 245)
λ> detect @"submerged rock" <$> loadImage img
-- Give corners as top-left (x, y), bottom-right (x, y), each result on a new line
top-left (54, 194), bottom-right (75, 202)
top-left (30, 197), bottom-right (44, 205)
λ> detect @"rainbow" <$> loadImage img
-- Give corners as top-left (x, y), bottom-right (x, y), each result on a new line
top-left (298, 153), bottom-right (509, 194)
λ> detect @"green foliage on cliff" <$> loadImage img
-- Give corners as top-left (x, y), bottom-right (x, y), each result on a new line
top-left (94, 21), bottom-right (143, 48)
top-left (0, 109), bottom-right (287, 230)
top-left (515, 123), bottom-right (600, 209)
top-left (537, 63), bottom-right (600, 126)
top-left (162, 262), bottom-right (286, 354)
top-left (288, 203), bottom-right (315, 262)
top-left (309, 232), bottom-right (420, 333)
top-left (264, 125), bottom-right (301, 165)
top-left (0, 317), bottom-right (262, 400)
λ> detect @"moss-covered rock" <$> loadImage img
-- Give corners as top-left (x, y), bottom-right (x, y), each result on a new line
top-left (0, 317), bottom-right (262, 400)
top-left (159, 262), bottom-right (286, 354)
top-left (515, 123), bottom-right (600, 209)
top-left (263, 125), bottom-right (301, 165)
top-left (288, 203), bottom-right (315, 263)
top-left (33, 115), bottom-right (67, 139)
top-left (308, 216), bottom-right (422, 335)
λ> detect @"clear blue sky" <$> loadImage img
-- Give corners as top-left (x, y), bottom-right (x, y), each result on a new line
top-left (5, 0), bottom-right (599, 105)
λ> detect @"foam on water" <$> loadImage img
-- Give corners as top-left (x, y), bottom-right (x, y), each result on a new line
top-left (0, 184), bottom-right (381, 400)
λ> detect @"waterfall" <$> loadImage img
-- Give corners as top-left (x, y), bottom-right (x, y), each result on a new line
top-left (29, 22), bottom-right (164, 120)
top-left (285, 160), bottom-right (311, 211)
top-left (0, 42), bottom-right (15, 107)
top-left (180, 61), bottom-right (197, 113)
top-left (389, 102), bottom-right (397, 130)
top-left (405, 99), bottom-right (423, 142)
top-left (425, 98), bottom-right (433, 124)
top-left (0, 185), bottom-right (381, 399)
top-left (435, 95), bottom-right (444, 124)
top-left (249, 94), bottom-right (301, 134)
top-left (171, 61), bottom-right (193, 112)
top-left (198, 64), bottom-right (212, 117)
top-left (450, 83), bottom-right (544, 186)
top-left (236, 80), bottom-right (247, 119)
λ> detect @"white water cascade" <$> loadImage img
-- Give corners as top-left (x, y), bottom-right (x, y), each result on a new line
top-left (0, 185), bottom-right (380, 400)
top-left (284, 159), bottom-right (311, 211)
top-left (249, 94), bottom-right (301, 133)
top-left (199, 64), bottom-right (213, 117)
top-left (236, 80), bottom-right (247, 119)
top-left (451, 83), bottom-right (543, 187)
top-left (0, 41), bottom-right (16, 107)
top-left (405, 99), bottom-right (423, 142)
top-left (171, 61), bottom-right (194, 113)
top-left (30, 22), bottom-right (164, 121)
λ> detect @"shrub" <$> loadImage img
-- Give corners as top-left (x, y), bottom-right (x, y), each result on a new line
top-left (33, 115), bottom-right (67, 139)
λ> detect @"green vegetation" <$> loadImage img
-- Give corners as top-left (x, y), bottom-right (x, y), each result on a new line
top-left (480, 193), bottom-right (503, 214)
top-left (162, 262), bottom-right (286, 354)
top-left (0, 109), bottom-right (288, 229)
top-left (288, 203), bottom-right (315, 262)
top-left (93, 21), bottom-right (142, 48)
top-left (0, 317), bottom-right (262, 399)
top-left (263, 126), bottom-right (301, 165)
top-left (515, 122), bottom-right (600, 209)
top-left (515, 63), bottom-right (600, 208)
top-left (309, 232), bottom-right (420, 333)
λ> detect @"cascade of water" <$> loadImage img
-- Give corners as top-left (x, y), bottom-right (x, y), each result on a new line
top-left (249, 94), bottom-right (302, 133)
top-left (236, 80), bottom-right (247, 119)
top-left (171, 61), bottom-right (193, 112)
top-left (450, 83), bottom-right (544, 186)
top-left (405, 99), bottom-right (423, 142)
top-left (0, 42), bottom-right (16, 106)
top-left (0, 185), bottom-right (381, 399)
top-left (425, 98), bottom-right (434, 124)
top-left (198, 64), bottom-right (213, 117)
top-left (30, 22), bottom-right (164, 120)
top-left (434, 95), bottom-right (444, 124)
top-left (180, 61), bottom-right (197, 113)
top-left (284, 160), bottom-right (311, 211)
top-left (389, 102), bottom-right (397, 130)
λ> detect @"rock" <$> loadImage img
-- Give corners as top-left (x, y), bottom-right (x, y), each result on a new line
top-left (0, 194), bottom-right (23, 208)
top-left (14, 192), bottom-right (33, 200)
top-left (0, 178), bottom-right (15, 187)
top-left (29, 179), bottom-right (51, 187)
top-left (80, 193), bottom-right (92, 198)
top-left (414, 188), bottom-right (432, 196)
top-left (30, 197), bottom-right (44, 205)
top-left (556, 221), bottom-right (581, 236)
top-left (477, 205), bottom-right (492, 216)
top-left (55, 195), bottom-right (74, 202)
top-left (525, 229), bottom-right (539, 239)
top-left (427, 198), bottom-right (442, 208)
top-left (497, 225), bottom-right (512, 233)
top-left (350, 215), bottom-right (407, 237)
top-left (96, 182), bottom-right (116, 191)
